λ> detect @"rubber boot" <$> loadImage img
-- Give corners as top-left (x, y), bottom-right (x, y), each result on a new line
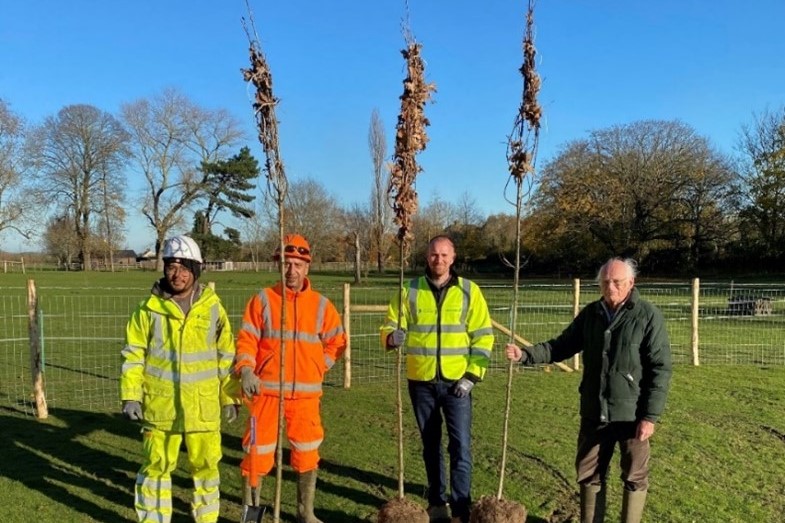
top-left (621, 489), bottom-right (647, 523)
top-left (580, 483), bottom-right (606, 523)
top-left (296, 470), bottom-right (323, 523)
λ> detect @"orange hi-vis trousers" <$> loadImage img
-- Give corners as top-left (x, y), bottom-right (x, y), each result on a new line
top-left (241, 395), bottom-right (324, 478)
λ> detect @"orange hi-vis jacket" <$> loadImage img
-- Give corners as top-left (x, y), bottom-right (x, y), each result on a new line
top-left (235, 279), bottom-right (347, 398)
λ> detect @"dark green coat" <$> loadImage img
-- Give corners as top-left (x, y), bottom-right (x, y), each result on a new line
top-left (523, 287), bottom-right (672, 423)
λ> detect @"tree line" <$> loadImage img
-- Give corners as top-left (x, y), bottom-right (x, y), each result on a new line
top-left (1, 93), bottom-right (783, 276)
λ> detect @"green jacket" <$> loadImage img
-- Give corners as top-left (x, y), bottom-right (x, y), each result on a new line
top-left (120, 281), bottom-right (239, 432)
top-left (523, 287), bottom-right (672, 423)
top-left (381, 272), bottom-right (494, 382)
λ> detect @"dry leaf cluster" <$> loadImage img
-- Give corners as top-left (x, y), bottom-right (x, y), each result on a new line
top-left (242, 38), bottom-right (287, 193)
top-left (388, 42), bottom-right (436, 247)
top-left (507, 1), bottom-right (542, 183)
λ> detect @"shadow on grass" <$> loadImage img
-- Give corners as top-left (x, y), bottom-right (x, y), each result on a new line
top-left (0, 406), bottom-right (242, 522)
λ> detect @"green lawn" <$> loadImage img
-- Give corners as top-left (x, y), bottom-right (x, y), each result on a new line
top-left (2, 365), bottom-right (784, 522)
top-left (2, 270), bottom-right (785, 521)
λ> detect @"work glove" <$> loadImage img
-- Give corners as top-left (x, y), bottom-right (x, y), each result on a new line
top-left (222, 404), bottom-right (240, 424)
top-left (387, 329), bottom-right (406, 350)
top-left (241, 366), bottom-right (262, 397)
top-left (122, 400), bottom-right (143, 421)
top-left (451, 377), bottom-right (475, 398)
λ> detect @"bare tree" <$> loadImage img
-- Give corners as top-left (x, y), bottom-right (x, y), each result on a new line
top-left (283, 178), bottom-right (344, 262)
top-left (43, 214), bottom-right (80, 269)
top-left (121, 88), bottom-right (244, 268)
top-left (28, 104), bottom-right (129, 270)
top-left (342, 202), bottom-right (371, 283)
top-left (368, 108), bottom-right (389, 273)
top-left (0, 99), bottom-right (34, 248)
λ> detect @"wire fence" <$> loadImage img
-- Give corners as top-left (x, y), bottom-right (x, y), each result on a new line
top-left (3, 280), bottom-right (785, 417)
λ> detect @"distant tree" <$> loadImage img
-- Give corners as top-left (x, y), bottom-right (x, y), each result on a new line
top-left (190, 212), bottom-right (242, 260)
top-left (737, 106), bottom-right (785, 261)
top-left (43, 215), bottom-right (80, 269)
top-left (341, 202), bottom-right (371, 283)
top-left (410, 194), bottom-right (457, 267)
top-left (27, 104), bottom-right (129, 271)
top-left (368, 109), bottom-right (390, 273)
top-left (531, 120), bottom-right (735, 270)
top-left (0, 99), bottom-right (34, 247)
top-left (281, 178), bottom-right (343, 262)
top-left (198, 146), bottom-right (260, 235)
top-left (122, 88), bottom-right (244, 269)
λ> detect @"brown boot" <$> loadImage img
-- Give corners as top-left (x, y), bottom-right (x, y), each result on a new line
top-left (296, 470), bottom-right (323, 523)
top-left (621, 489), bottom-right (647, 523)
top-left (580, 483), bottom-right (606, 523)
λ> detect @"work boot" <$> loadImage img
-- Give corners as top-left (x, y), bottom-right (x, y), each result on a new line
top-left (580, 483), bottom-right (606, 523)
top-left (621, 489), bottom-right (647, 523)
top-left (427, 504), bottom-right (450, 522)
top-left (296, 470), bottom-right (323, 523)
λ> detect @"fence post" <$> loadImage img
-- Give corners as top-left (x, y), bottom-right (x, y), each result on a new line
top-left (573, 278), bottom-right (581, 370)
top-left (21, 256), bottom-right (26, 274)
top-left (691, 278), bottom-right (700, 366)
top-left (28, 279), bottom-right (48, 419)
top-left (343, 283), bottom-right (352, 389)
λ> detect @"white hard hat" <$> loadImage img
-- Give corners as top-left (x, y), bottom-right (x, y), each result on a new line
top-left (162, 235), bottom-right (203, 263)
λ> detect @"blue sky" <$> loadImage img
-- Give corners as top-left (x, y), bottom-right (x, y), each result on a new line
top-left (2, 1), bottom-right (784, 253)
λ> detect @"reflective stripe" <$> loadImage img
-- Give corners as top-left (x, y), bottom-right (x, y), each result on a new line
top-left (241, 321), bottom-right (261, 338)
top-left (322, 325), bottom-right (345, 338)
top-left (291, 438), bottom-right (323, 452)
top-left (152, 313), bottom-right (164, 351)
top-left (470, 327), bottom-right (494, 337)
top-left (409, 324), bottom-right (466, 334)
top-left (325, 355), bottom-right (335, 369)
top-left (263, 330), bottom-right (322, 344)
top-left (258, 290), bottom-right (274, 339)
top-left (236, 353), bottom-right (255, 365)
top-left (382, 319), bottom-right (399, 329)
top-left (244, 441), bottom-right (277, 455)
top-left (147, 345), bottom-right (217, 364)
top-left (208, 304), bottom-right (218, 342)
top-left (193, 490), bottom-right (220, 504)
top-left (260, 381), bottom-right (322, 393)
top-left (470, 348), bottom-right (493, 359)
top-left (194, 501), bottom-right (220, 519)
top-left (145, 366), bottom-right (217, 384)
top-left (194, 476), bottom-right (221, 489)
top-left (315, 296), bottom-right (327, 337)
top-left (137, 474), bottom-right (172, 490)
top-left (122, 361), bottom-right (143, 374)
top-left (408, 279), bottom-right (419, 320)
top-left (408, 347), bottom-right (470, 356)
top-left (459, 278), bottom-right (471, 325)
top-left (121, 344), bottom-right (145, 357)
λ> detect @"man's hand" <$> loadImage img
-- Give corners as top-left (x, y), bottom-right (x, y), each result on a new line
top-left (636, 420), bottom-right (655, 441)
top-left (222, 404), bottom-right (240, 424)
top-left (122, 400), bottom-right (143, 421)
top-left (505, 343), bottom-right (523, 362)
top-left (386, 329), bottom-right (406, 350)
top-left (451, 377), bottom-right (475, 398)
top-left (241, 367), bottom-right (262, 397)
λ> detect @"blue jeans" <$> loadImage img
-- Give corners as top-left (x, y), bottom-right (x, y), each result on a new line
top-left (408, 380), bottom-right (473, 519)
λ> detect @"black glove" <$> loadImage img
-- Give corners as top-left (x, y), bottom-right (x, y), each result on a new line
top-left (222, 404), bottom-right (240, 423)
top-left (122, 400), bottom-right (143, 421)
top-left (241, 367), bottom-right (262, 397)
top-left (451, 377), bottom-right (475, 398)
top-left (387, 329), bottom-right (406, 349)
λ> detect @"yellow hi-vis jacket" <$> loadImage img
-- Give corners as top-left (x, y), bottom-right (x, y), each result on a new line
top-left (381, 275), bottom-right (494, 381)
top-left (120, 283), bottom-right (239, 432)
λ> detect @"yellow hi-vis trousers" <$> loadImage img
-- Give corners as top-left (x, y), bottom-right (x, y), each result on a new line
top-left (135, 428), bottom-right (222, 523)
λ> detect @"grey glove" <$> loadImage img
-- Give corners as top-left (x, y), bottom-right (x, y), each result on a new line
top-left (222, 404), bottom-right (240, 423)
top-left (387, 329), bottom-right (406, 349)
top-left (122, 400), bottom-right (143, 421)
top-left (241, 366), bottom-right (262, 397)
top-left (451, 378), bottom-right (475, 398)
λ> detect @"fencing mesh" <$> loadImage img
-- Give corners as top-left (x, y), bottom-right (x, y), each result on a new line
top-left (3, 281), bottom-right (785, 415)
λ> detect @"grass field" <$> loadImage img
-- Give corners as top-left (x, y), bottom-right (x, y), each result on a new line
top-left (2, 270), bottom-right (785, 521)
top-left (2, 365), bottom-right (785, 522)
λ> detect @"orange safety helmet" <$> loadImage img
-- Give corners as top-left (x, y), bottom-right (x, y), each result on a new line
top-left (273, 233), bottom-right (312, 263)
